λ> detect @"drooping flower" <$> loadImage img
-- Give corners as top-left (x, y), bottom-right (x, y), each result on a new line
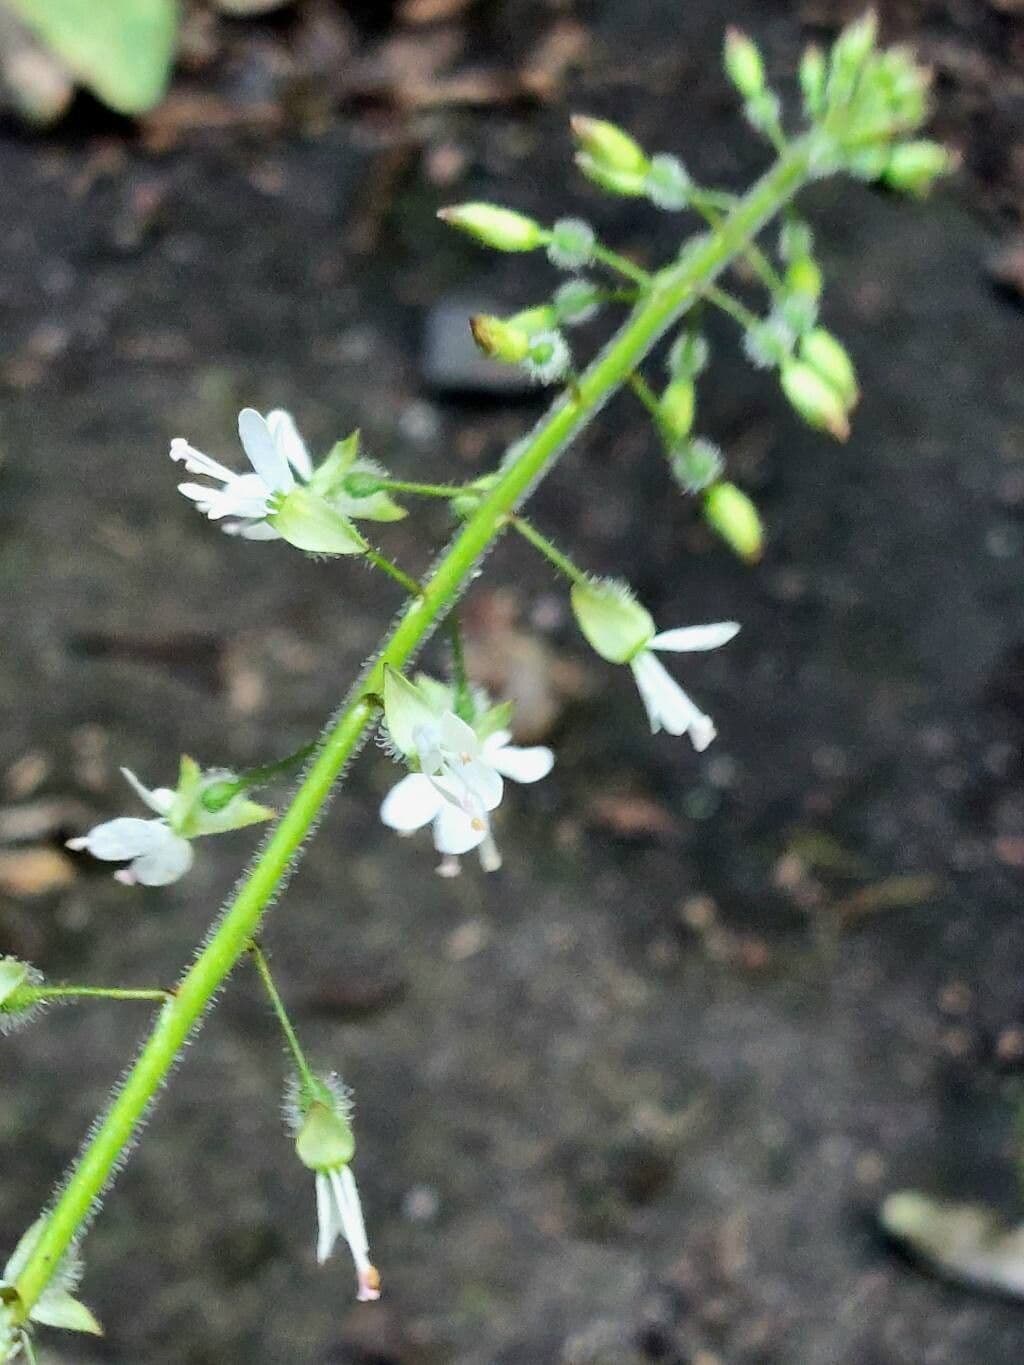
top-left (172, 409), bottom-right (374, 553)
top-left (570, 579), bottom-right (739, 749)
top-left (288, 1074), bottom-right (381, 1303)
top-left (1, 1218), bottom-right (103, 1358)
top-left (379, 668), bottom-right (554, 874)
top-left (66, 758), bottom-right (273, 887)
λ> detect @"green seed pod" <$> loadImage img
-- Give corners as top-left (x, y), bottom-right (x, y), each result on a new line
top-left (703, 482), bottom-right (764, 563)
top-left (573, 153), bottom-right (648, 198)
top-left (436, 203), bottom-right (546, 252)
top-left (508, 304), bottom-right (559, 337)
top-left (785, 257), bottom-right (823, 301)
top-left (296, 1100), bottom-right (356, 1173)
top-left (799, 328), bottom-right (859, 410)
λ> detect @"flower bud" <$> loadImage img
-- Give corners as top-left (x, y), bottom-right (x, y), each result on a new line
top-left (570, 579), bottom-right (655, 664)
top-left (799, 328), bottom-right (859, 410)
top-left (645, 154), bottom-right (692, 211)
top-left (547, 217), bottom-right (596, 270)
top-left (828, 11), bottom-right (878, 107)
top-left (569, 115), bottom-right (649, 178)
top-left (703, 483), bottom-right (764, 563)
top-left (573, 154), bottom-right (647, 198)
top-left (436, 203), bottom-right (545, 252)
top-left (469, 314), bottom-right (531, 365)
top-left (780, 360), bottom-right (851, 441)
top-left (296, 1100), bottom-right (356, 1173)
top-left (882, 140), bottom-right (951, 198)
top-left (509, 304), bottom-right (559, 336)
top-left (659, 378), bottom-right (696, 442)
top-left (671, 438), bottom-right (724, 494)
top-left (667, 331), bottom-right (710, 380)
top-left (785, 256), bottom-right (823, 301)
top-left (269, 487), bottom-right (368, 556)
top-left (724, 28), bottom-right (765, 99)
top-left (554, 278), bottom-right (601, 326)
top-left (800, 44), bottom-right (827, 119)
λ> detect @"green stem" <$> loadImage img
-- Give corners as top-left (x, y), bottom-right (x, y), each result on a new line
top-left (12, 986), bottom-right (171, 1006)
top-left (201, 743), bottom-right (319, 811)
top-left (510, 516), bottom-right (589, 587)
top-left (591, 243), bottom-right (653, 288)
top-left (9, 133), bottom-right (817, 1329)
top-left (627, 371), bottom-right (663, 422)
top-left (363, 547), bottom-right (423, 597)
top-left (248, 941), bottom-right (316, 1093)
top-left (372, 478), bottom-right (467, 500)
top-left (447, 617), bottom-right (473, 722)
top-left (704, 283), bottom-right (764, 334)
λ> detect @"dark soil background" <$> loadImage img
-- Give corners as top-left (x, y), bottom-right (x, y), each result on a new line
top-left (2, 1), bottom-right (1024, 1361)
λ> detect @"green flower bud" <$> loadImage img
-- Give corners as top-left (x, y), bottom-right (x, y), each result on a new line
top-left (671, 437), bottom-right (724, 494)
top-left (828, 11), bottom-right (878, 107)
top-left (667, 331), bottom-right (710, 380)
top-left (569, 115), bottom-right (650, 177)
top-left (703, 482), bottom-right (764, 563)
top-left (785, 256), bottom-right (823, 300)
top-left (269, 487), bottom-right (368, 556)
top-left (724, 28), bottom-right (765, 99)
top-left (469, 314), bottom-right (531, 365)
top-left (800, 44), bottom-right (827, 119)
top-left (573, 153), bottom-right (648, 198)
top-left (780, 360), bottom-right (851, 441)
top-left (0, 957), bottom-right (29, 1008)
top-left (799, 328), bottom-right (859, 410)
top-left (509, 304), bottom-right (559, 336)
top-left (296, 1100), bottom-right (356, 1173)
top-left (745, 89), bottom-right (783, 137)
top-left (570, 579), bottom-right (655, 664)
top-left (659, 378), bottom-right (696, 442)
top-left (436, 202), bottom-right (545, 252)
top-left (173, 757), bottom-right (275, 837)
top-left (883, 140), bottom-right (951, 198)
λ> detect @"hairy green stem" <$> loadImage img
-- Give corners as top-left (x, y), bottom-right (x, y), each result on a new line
top-left (510, 517), bottom-right (589, 587)
top-left (9, 132), bottom-right (816, 1330)
top-left (13, 986), bottom-right (171, 1006)
top-left (248, 941), bottom-right (316, 1092)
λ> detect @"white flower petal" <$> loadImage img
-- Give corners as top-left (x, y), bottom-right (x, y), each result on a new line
top-left (129, 830), bottom-right (194, 886)
top-left (120, 767), bottom-right (175, 815)
top-left (454, 757), bottom-right (503, 811)
top-left (169, 438), bottom-right (234, 484)
top-left (380, 773), bottom-right (444, 832)
top-left (486, 742), bottom-right (554, 784)
top-left (650, 622), bottom-right (740, 653)
top-left (333, 1167), bottom-right (381, 1301)
top-left (268, 409), bottom-right (313, 481)
top-left (225, 520), bottom-right (281, 541)
top-left (176, 481), bottom-right (219, 511)
top-left (433, 801), bottom-right (488, 855)
top-left (238, 408), bottom-right (294, 493)
top-left (316, 1171), bottom-right (339, 1265)
top-left (438, 710), bottom-right (480, 758)
top-left (67, 817), bottom-right (166, 861)
top-left (630, 651), bottom-right (716, 748)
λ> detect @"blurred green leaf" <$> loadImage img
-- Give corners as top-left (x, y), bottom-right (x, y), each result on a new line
top-left (6, 0), bottom-right (178, 114)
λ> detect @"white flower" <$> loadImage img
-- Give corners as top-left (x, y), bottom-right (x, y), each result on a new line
top-left (66, 760), bottom-right (273, 887)
top-left (66, 769), bottom-right (192, 886)
top-left (628, 623), bottom-right (740, 748)
top-left (1, 1218), bottom-right (102, 1353)
top-left (172, 409), bottom-right (367, 554)
top-left (381, 713), bottom-right (554, 874)
top-left (315, 1166), bottom-right (381, 1302)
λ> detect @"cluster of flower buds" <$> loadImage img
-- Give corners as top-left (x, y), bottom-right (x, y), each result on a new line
top-left (286, 1074), bottom-right (381, 1303)
top-left (66, 758), bottom-right (274, 886)
top-left (798, 11), bottom-right (949, 193)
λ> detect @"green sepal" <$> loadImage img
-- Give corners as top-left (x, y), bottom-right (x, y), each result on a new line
top-left (0, 959), bottom-right (29, 1008)
top-left (382, 667), bottom-right (438, 758)
top-left (269, 488), bottom-right (368, 556)
top-left (295, 1100), bottom-right (355, 1173)
top-left (570, 579), bottom-right (655, 664)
